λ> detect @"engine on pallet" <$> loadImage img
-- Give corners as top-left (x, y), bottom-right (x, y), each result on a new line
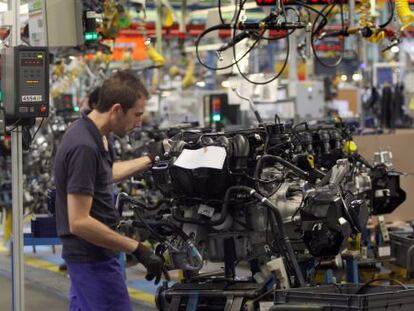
top-left (118, 120), bottom-right (406, 311)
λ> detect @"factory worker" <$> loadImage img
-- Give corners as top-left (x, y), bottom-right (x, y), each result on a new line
top-left (54, 70), bottom-right (163, 311)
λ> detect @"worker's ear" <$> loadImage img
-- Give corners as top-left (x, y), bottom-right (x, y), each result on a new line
top-left (111, 103), bottom-right (123, 114)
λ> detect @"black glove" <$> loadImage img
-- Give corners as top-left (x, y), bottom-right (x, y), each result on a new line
top-left (132, 243), bottom-right (164, 285)
top-left (147, 141), bottom-right (164, 163)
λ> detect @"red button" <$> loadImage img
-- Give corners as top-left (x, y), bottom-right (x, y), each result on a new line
top-left (40, 105), bottom-right (47, 113)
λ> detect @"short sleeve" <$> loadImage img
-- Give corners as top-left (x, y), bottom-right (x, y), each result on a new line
top-left (66, 145), bottom-right (97, 195)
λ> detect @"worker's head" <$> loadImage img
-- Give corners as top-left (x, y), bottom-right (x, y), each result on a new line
top-left (95, 70), bottom-right (149, 137)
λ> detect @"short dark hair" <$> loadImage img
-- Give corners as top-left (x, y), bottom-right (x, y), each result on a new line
top-left (95, 70), bottom-right (149, 113)
top-left (88, 86), bottom-right (101, 109)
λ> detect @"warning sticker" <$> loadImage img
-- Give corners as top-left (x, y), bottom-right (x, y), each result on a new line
top-left (22, 95), bottom-right (42, 102)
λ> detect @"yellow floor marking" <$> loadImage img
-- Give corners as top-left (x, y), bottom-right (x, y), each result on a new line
top-left (0, 244), bottom-right (7, 253)
top-left (0, 245), bottom-right (156, 305)
top-left (128, 288), bottom-right (155, 305)
top-left (24, 257), bottom-right (62, 274)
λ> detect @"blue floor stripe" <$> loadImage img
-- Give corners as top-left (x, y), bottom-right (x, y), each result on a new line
top-left (128, 279), bottom-right (158, 293)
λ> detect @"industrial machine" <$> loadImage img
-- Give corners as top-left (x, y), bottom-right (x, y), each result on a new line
top-left (115, 111), bottom-right (405, 310)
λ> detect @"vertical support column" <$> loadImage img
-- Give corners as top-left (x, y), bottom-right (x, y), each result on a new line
top-left (155, 0), bottom-right (163, 55)
top-left (9, 0), bottom-right (25, 310)
top-left (360, 39), bottom-right (369, 128)
top-left (288, 32), bottom-right (298, 121)
top-left (348, 0), bottom-right (355, 26)
top-left (10, 0), bottom-right (20, 47)
top-left (348, 0), bottom-right (356, 50)
top-left (288, 32), bottom-right (297, 86)
top-left (11, 127), bottom-right (24, 311)
top-left (180, 0), bottom-right (187, 33)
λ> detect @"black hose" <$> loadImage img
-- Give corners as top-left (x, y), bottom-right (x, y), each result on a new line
top-left (195, 23), bottom-right (259, 71)
top-left (170, 185), bottom-right (306, 286)
top-left (232, 186), bottom-right (305, 287)
top-left (258, 155), bottom-right (309, 181)
top-left (352, 153), bottom-right (373, 169)
top-left (311, 2), bottom-right (345, 68)
top-left (123, 196), bottom-right (172, 211)
top-left (379, 0), bottom-right (394, 29)
top-left (355, 278), bottom-right (407, 295)
top-left (253, 155), bottom-right (284, 195)
top-left (132, 220), bottom-right (190, 242)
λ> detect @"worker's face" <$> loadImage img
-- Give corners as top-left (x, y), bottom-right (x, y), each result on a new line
top-left (112, 97), bottom-right (146, 137)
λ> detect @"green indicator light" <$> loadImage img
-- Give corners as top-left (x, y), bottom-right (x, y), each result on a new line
top-left (73, 106), bottom-right (80, 112)
top-left (212, 114), bottom-right (221, 122)
top-left (84, 32), bottom-right (98, 41)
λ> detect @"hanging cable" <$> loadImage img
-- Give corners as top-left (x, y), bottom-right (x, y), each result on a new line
top-left (379, 0), bottom-right (395, 29)
top-left (311, 2), bottom-right (345, 68)
top-left (218, 0), bottom-right (226, 24)
top-left (31, 118), bottom-right (45, 142)
top-left (232, 1), bottom-right (290, 85)
top-left (195, 23), bottom-right (263, 71)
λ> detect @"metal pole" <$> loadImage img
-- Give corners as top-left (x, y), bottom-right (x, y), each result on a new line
top-left (9, 0), bottom-right (25, 310)
top-left (180, 0), bottom-right (187, 33)
top-left (155, 0), bottom-right (163, 54)
top-left (288, 32), bottom-right (298, 121)
top-left (348, 0), bottom-right (355, 43)
top-left (11, 127), bottom-right (24, 311)
top-left (348, 0), bottom-right (356, 56)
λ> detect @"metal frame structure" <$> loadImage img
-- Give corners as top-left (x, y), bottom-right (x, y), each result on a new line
top-left (8, 0), bottom-right (25, 310)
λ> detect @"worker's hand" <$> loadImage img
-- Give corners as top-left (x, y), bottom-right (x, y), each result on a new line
top-left (147, 140), bottom-right (164, 163)
top-left (132, 243), bottom-right (164, 285)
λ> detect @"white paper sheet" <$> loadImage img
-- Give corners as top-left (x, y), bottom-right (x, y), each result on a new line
top-left (173, 146), bottom-right (227, 170)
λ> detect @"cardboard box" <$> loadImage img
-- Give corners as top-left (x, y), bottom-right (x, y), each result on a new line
top-left (354, 130), bottom-right (414, 221)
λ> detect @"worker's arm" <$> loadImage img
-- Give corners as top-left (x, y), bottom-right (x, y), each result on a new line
top-left (67, 192), bottom-right (164, 284)
top-left (112, 156), bottom-right (152, 183)
top-left (67, 193), bottom-right (138, 253)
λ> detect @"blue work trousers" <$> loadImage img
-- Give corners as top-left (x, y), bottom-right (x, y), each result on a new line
top-left (67, 256), bottom-right (132, 311)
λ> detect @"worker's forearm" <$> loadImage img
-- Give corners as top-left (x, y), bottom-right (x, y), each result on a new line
top-left (112, 156), bottom-right (152, 182)
top-left (70, 215), bottom-right (138, 253)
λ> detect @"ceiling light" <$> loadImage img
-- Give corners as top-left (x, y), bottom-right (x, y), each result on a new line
top-left (221, 80), bottom-right (231, 88)
top-left (352, 73), bottom-right (362, 81)
top-left (390, 45), bottom-right (400, 54)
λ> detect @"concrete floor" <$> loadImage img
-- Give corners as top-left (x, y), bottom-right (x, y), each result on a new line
top-left (0, 241), bottom-right (255, 311)
top-left (0, 249), bottom-right (156, 311)
top-left (0, 274), bottom-right (68, 311)
top-left (0, 269), bottom-right (156, 311)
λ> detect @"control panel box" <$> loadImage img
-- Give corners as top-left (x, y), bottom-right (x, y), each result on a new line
top-left (1, 46), bottom-right (49, 119)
